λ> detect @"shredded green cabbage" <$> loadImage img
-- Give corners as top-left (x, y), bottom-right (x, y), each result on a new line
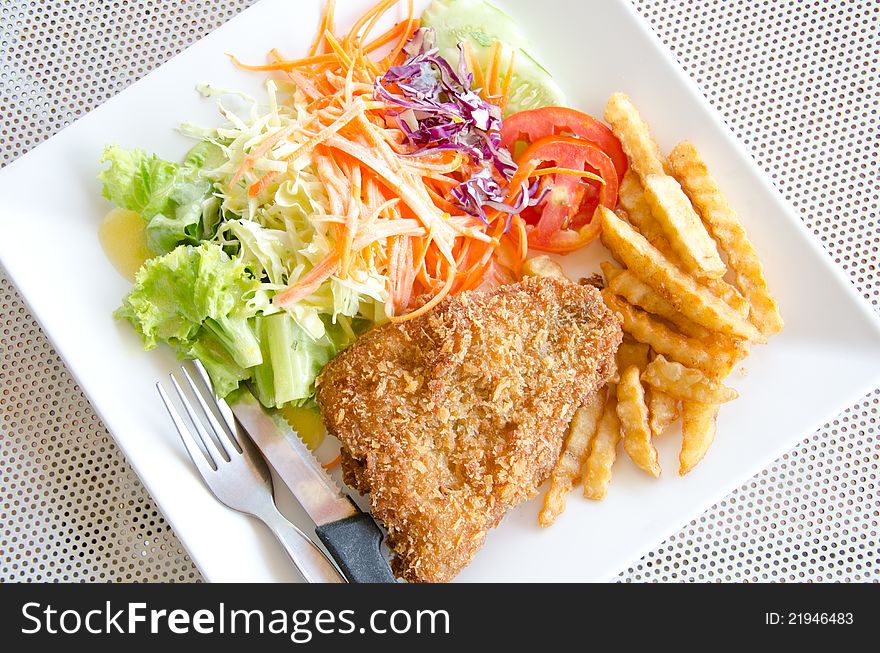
top-left (105, 80), bottom-right (389, 407)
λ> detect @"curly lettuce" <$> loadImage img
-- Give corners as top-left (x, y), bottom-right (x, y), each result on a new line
top-left (115, 243), bottom-right (261, 395)
top-left (115, 241), bottom-right (360, 405)
top-left (100, 142), bottom-right (222, 254)
top-left (106, 80), bottom-right (390, 408)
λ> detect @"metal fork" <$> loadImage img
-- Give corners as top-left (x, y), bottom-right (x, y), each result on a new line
top-left (156, 364), bottom-right (346, 583)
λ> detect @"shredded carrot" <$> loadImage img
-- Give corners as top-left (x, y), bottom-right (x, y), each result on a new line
top-left (510, 214), bottom-right (529, 264)
top-left (345, 0), bottom-right (399, 47)
top-left (461, 42), bottom-right (485, 92)
top-left (248, 170), bottom-right (281, 197)
top-left (273, 56), bottom-right (322, 99)
top-left (485, 41), bottom-right (503, 99)
top-left (227, 52), bottom-right (337, 71)
top-left (278, 100), bottom-right (368, 167)
top-left (364, 18), bottom-right (419, 56)
top-left (358, 0), bottom-right (401, 51)
top-left (308, 0), bottom-right (335, 56)
top-left (232, 0), bottom-right (546, 319)
top-left (500, 49), bottom-right (516, 113)
top-left (339, 165), bottom-right (361, 278)
top-left (228, 122), bottom-right (298, 190)
top-left (370, 21), bottom-right (408, 55)
top-left (531, 167), bottom-right (606, 184)
top-left (405, 151), bottom-right (467, 174)
top-left (322, 29), bottom-right (354, 70)
top-left (390, 264), bottom-right (456, 321)
top-left (385, 0), bottom-right (415, 66)
top-left (273, 252), bottom-right (342, 307)
top-left (425, 186), bottom-right (461, 214)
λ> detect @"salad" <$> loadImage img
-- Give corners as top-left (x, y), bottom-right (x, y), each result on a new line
top-left (101, 0), bottom-right (626, 413)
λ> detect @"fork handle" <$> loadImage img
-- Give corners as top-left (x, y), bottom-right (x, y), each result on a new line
top-left (316, 513), bottom-right (397, 583)
top-left (261, 508), bottom-right (347, 583)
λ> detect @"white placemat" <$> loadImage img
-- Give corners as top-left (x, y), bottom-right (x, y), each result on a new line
top-left (1, 0), bottom-right (877, 582)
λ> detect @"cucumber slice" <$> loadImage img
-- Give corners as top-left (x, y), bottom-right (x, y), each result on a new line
top-left (422, 0), bottom-right (531, 54)
top-left (421, 0), bottom-right (565, 115)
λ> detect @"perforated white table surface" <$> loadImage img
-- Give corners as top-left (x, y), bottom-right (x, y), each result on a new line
top-left (1, 0), bottom-right (877, 583)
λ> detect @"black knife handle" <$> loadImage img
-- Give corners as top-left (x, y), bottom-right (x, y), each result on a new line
top-left (315, 512), bottom-right (397, 583)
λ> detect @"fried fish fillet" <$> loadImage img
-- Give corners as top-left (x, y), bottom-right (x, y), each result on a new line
top-left (316, 276), bottom-right (622, 582)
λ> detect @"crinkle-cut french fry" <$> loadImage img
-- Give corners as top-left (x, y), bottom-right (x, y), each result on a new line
top-left (617, 366), bottom-right (660, 477)
top-left (616, 338), bottom-right (650, 377)
top-left (617, 170), bottom-right (671, 249)
top-left (602, 262), bottom-right (711, 340)
top-left (679, 400), bottom-right (719, 475)
top-left (668, 141), bottom-right (784, 337)
top-left (641, 355), bottom-right (739, 404)
top-left (539, 388), bottom-right (606, 527)
top-left (647, 385), bottom-right (680, 437)
top-left (601, 261), bottom-right (625, 283)
top-left (615, 172), bottom-right (749, 316)
top-left (642, 173), bottom-right (726, 280)
top-left (703, 333), bottom-right (751, 379)
top-left (601, 290), bottom-right (738, 379)
top-left (597, 207), bottom-right (763, 342)
top-left (704, 276), bottom-right (750, 318)
top-left (601, 264), bottom-right (747, 376)
top-left (583, 387), bottom-right (622, 500)
top-left (604, 93), bottom-right (668, 181)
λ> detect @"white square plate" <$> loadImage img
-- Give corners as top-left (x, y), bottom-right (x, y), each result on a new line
top-left (2, 0), bottom-right (879, 582)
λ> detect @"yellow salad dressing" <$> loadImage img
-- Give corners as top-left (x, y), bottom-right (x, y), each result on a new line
top-left (102, 208), bottom-right (328, 448)
top-left (280, 405), bottom-right (327, 451)
top-left (99, 208), bottom-right (151, 281)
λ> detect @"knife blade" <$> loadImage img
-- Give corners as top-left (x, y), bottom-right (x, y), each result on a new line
top-left (189, 361), bottom-right (395, 583)
top-left (229, 389), bottom-right (357, 527)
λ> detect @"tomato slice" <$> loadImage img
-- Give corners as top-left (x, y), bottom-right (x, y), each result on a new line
top-left (531, 220), bottom-right (603, 254)
top-left (501, 106), bottom-right (628, 182)
top-left (516, 135), bottom-right (618, 253)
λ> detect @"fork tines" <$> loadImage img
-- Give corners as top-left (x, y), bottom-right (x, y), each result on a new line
top-left (156, 362), bottom-right (241, 473)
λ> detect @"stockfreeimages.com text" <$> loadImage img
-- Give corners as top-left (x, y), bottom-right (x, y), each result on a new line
top-left (21, 602), bottom-right (450, 643)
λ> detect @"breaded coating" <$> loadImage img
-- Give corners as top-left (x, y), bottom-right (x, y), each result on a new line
top-left (316, 276), bottom-right (622, 582)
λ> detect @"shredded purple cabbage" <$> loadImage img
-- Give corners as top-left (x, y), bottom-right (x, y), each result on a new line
top-left (375, 28), bottom-right (535, 226)
top-left (451, 168), bottom-right (547, 229)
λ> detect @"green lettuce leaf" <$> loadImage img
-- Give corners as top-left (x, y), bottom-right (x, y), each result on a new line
top-left (184, 329), bottom-right (252, 398)
top-left (99, 143), bottom-right (222, 254)
top-left (115, 243), bottom-right (262, 396)
top-left (99, 145), bottom-right (180, 219)
top-left (251, 313), bottom-right (359, 408)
